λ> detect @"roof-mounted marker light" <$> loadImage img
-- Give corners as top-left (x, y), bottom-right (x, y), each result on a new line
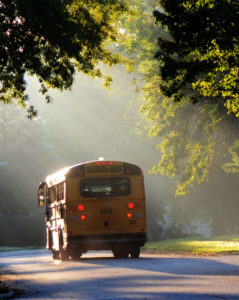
top-left (123, 163), bottom-right (141, 175)
top-left (70, 205), bottom-right (77, 211)
top-left (95, 161), bottom-right (113, 166)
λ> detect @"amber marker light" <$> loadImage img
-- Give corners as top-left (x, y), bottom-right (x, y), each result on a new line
top-left (81, 215), bottom-right (86, 220)
top-left (70, 205), bottom-right (77, 211)
top-left (127, 213), bottom-right (133, 218)
top-left (126, 168), bottom-right (131, 174)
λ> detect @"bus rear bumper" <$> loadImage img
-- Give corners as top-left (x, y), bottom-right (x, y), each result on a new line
top-left (67, 233), bottom-right (147, 250)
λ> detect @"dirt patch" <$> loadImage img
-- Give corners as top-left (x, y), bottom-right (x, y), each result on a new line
top-left (0, 274), bottom-right (25, 299)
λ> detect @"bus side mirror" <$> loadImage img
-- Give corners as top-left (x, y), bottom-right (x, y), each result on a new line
top-left (38, 182), bottom-right (47, 207)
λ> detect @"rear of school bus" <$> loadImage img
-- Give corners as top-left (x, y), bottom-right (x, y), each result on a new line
top-left (65, 160), bottom-right (147, 258)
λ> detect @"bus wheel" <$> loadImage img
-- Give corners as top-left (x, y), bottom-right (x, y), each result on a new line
top-left (113, 248), bottom-right (129, 259)
top-left (70, 249), bottom-right (82, 260)
top-left (48, 229), bottom-right (53, 250)
top-left (59, 249), bottom-right (69, 261)
top-left (52, 250), bottom-right (60, 260)
top-left (130, 247), bottom-right (140, 258)
top-left (112, 249), bottom-right (118, 258)
top-left (58, 230), bottom-right (69, 260)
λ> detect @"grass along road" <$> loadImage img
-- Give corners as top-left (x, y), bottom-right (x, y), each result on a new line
top-left (0, 235), bottom-right (239, 256)
top-left (143, 235), bottom-right (239, 255)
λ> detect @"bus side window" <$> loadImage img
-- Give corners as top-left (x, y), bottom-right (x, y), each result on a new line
top-left (60, 204), bottom-right (65, 219)
top-left (48, 187), bottom-right (56, 203)
top-left (46, 188), bottom-right (50, 205)
top-left (57, 183), bottom-right (64, 201)
top-left (45, 187), bottom-right (48, 201)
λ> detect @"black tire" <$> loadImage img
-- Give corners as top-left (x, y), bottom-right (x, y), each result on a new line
top-left (112, 249), bottom-right (118, 258)
top-left (59, 249), bottom-right (69, 261)
top-left (70, 249), bottom-right (82, 260)
top-left (113, 248), bottom-right (129, 259)
top-left (58, 230), bottom-right (69, 261)
top-left (130, 247), bottom-right (140, 258)
top-left (112, 249), bottom-right (117, 258)
top-left (47, 228), bottom-right (53, 250)
top-left (52, 250), bottom-right (60, 260)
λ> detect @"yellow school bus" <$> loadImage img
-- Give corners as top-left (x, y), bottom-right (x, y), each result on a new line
top-left (38, 160), bottom-right (147, 260)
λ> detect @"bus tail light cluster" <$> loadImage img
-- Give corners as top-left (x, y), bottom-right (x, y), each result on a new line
top-left (78, 204), bottom-right (86, 220)
top-left (127, 202), bottom-right (134, 218)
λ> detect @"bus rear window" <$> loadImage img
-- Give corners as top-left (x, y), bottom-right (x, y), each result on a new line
top-left (80, 178), bottom-right (130, 198)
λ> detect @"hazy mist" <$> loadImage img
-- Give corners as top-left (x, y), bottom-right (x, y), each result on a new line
top-left (1, 66), bottom-right (239, 246)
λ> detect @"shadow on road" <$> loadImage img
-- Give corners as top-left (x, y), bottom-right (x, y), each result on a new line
top-left (0, 249), bottom-right (239, 276)
top-left (0, 250), bottom-right (239, 299)
top-left (80, 255), bottom-right (239, 276)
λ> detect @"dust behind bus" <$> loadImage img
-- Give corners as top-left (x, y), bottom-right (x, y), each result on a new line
top-left (38, 160), bottom-right (147, 260)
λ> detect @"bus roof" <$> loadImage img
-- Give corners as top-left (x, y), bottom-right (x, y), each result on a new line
top-left (45, 161), bottom-right (91, 187)
top-left (45, 160), bottom-right (142, 187)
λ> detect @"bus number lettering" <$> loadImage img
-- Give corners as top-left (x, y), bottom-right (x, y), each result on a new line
top-left (100, 208), bottom-right (112, 214)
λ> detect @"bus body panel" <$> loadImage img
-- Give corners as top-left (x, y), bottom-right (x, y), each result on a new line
top-left (65, 174), bottom-right (146, 249)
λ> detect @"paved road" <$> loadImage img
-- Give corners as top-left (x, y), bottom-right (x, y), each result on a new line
top-left (0, 249), bottom-right (239, 299)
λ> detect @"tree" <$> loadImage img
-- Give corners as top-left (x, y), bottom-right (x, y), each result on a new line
top-left (119, 0), bottom-right (223, 195)
top-left (154, 0), bottom-right (239, 117)
top-left (118, 0), bottom-right (239, 235)
top-left (223, 139), bottom-right (239, 173)
top-left (117, 0), bottom-right (239, 196)
top-left (0, 0), bottom-right (127, 117)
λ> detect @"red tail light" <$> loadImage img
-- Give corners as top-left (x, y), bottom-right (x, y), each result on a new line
top-left (78, 204), bottom-right (84, 211)
top-left (123, 163), bottom-right (141, 175)
top-left (125, 168), bottom-right (131, 174)
top-left (128, 202), bottom-right (134, 209)
top-left (127, 213), bottom-right (133, 218)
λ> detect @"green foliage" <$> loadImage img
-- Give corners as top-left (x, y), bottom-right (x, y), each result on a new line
top-left (119, 0), bottom-right (230, 195)
top-left (223, 139), bottom-right (239, 173)
top-left (154, 0), bottom-right (239, 116)
top-left (0, 0), bottom-right (127, 117)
